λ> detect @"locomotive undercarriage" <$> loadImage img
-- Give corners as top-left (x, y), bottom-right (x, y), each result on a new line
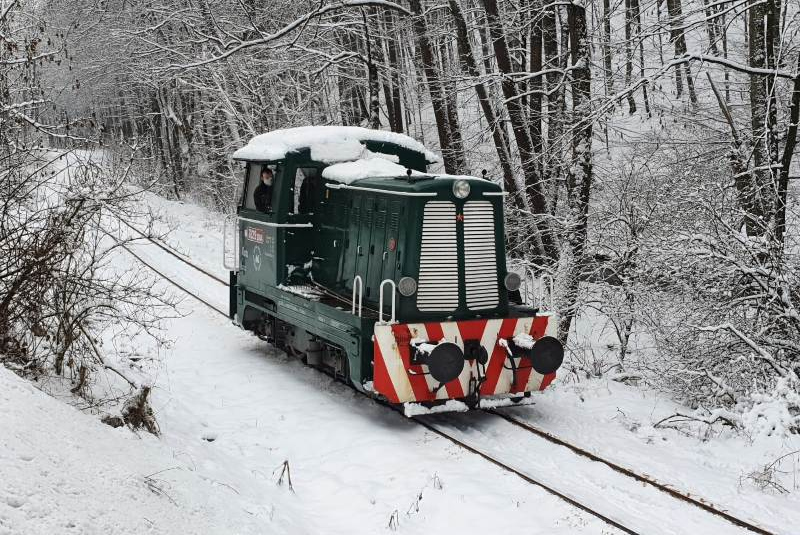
top-left (243, 306), bottom-right (350, 383)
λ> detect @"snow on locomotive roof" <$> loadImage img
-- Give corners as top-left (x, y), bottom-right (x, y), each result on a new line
top-left (321, 156), bottom-right (419, 183)
top-left (321, 157), bottom-right (487, 185)
top-left (232, 125), bottom-right (440, 164)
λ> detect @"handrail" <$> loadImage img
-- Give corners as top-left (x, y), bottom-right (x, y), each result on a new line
top-left (508, 262), bottom-right (530, 306)
top-left (223, 215), bottom-right (239, 270)
top-left (507, 262), bottom-right (554, 311)
top-left (325, 183), bottom-right (437, 197)
top-left (352, 275), bottom-right (363, 317)
top-left (378, 279), bottom-right (397, 324)
top-left (238, 216), bottom-right (313, 228)
top-left (520, 268), bottom-right (530, 306)
top-left (538, 273), bottom-right (554, 311)
top-left (526, 267), bottom-right (539, 308)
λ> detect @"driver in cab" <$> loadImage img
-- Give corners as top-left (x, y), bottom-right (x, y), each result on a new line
top-left (254, 167), bottom-right (274, 213)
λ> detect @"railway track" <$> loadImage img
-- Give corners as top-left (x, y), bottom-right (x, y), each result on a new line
top-left (111, 216), bottom-right (780, 535)
top-left (114, 214), bottom-right (229, 286)
top-left (486, 409), bottom-right (775, 535)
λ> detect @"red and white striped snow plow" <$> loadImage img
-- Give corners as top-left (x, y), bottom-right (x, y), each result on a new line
top-left (372, 313), bottom-right (563, 408)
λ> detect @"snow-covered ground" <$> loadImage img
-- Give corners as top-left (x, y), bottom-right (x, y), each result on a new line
top-left (3, 190), bottom-right (800, 534)
top-left (0, 364), bottom-right (261, 535)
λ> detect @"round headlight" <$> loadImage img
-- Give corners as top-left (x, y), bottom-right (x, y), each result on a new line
top-left (398, 277), bottom-right (418, 297)
top-left (504, 272), bottom-right (522, 292)
top-left (452, 179), bottom-right (471, 199)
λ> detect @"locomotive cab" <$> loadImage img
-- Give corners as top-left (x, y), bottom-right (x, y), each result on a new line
top-left (229, 126), bottom-right (563, 413)
top-left (239, 159), bottom-right (328, 277)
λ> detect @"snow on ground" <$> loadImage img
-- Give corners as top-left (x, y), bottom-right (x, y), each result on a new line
top-left (0, 365), bottom-right (265, 535)
top-left (145, 285), bottom-right (623, 534)
top-left (3, 191), bottom-right (619, 534)
top-left (130, 194), bottom-right (800, 528)
top-left (138, 193), bottom-right (800, 532)
top-left (4, 188), bottom-right (799, 534)
top-left (108, 217), bottom-right (621, 534)
top-left (502, 378), bottom-right (800, 533)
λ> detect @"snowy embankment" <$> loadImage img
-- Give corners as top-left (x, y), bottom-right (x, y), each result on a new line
top-left (0, 365), bottom-right (261, 535)
top-left (3, 190), bottom-right (799, 534)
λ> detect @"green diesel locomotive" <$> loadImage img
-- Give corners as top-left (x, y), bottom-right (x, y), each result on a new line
top-left (228, 126), bottom-right (563, 412)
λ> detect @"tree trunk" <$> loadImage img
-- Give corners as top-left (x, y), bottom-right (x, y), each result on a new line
top-left (481, 0), bottom-right (557, 264)
top-left (746, 0), bottom-right (777, 235)
top-left (666, 0), bottom-right (698, 105)
top-left (448, 0), bottom-right (519, 205)
top-left (530, 0), bottom-right (544, 160)
top-left (702, 0), bottom-right (720, 55)
top-left (631, 0), bottom-right (650, 115)
top-left (338, 32), bottom-right (368, 126)
top-left (363, 10), bottom-right (381, 129)
top-left (775, 53), bottom-right (800, 246)
top-left (542, 2), bottom-right (567, 215)
top-left (558, 2), bottom-right (594, 344)
top-left (382, 10), bottom-right (404, 133)
top-left (436, 37), bottom-right (466, 170)
top-left (409, 0), bottom-right (465, 173)
top-left (602, 0), bottom-right (614, 95)
top-left (624, 0), bottom-right (637, 113)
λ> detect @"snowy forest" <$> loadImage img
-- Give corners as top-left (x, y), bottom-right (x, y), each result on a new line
top-left (2, 0), bottom-right (800, 531)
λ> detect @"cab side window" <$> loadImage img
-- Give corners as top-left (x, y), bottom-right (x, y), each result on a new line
top-left (244, 163), bottom-right (263, 211)
top-left (293, 167), bottom-right (320, 215)
top-left (244, 163), bottom-right (278, 212)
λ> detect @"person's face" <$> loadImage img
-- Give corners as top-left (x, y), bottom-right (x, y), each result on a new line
top-left (261, 170), bottom-right (273, 184)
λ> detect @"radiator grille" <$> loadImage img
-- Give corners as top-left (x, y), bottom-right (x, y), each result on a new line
top-left (417, 201), bottom-right (459, 311)
top-left (463, 201), bottom-right (499, 310)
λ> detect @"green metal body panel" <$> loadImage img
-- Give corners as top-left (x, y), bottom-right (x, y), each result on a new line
top-left (315, 177), bottom-right (510, 323)
top-left (235, 283), bottom-right (375, 385)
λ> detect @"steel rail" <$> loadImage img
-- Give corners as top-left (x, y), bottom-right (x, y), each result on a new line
top-left (101, 225), bottom-right (229, 317)
top-left (121, 241), bottom-right (229, 318)
top-left (486, 409), bottom-right (777, 535)
top-left (113, 214), bottom-right (229, 286)
top-left (409, 415), bottom-right (643, 535)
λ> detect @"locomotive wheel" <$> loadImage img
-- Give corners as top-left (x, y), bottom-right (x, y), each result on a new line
top-left (285, 344), bottom-right (306, 363)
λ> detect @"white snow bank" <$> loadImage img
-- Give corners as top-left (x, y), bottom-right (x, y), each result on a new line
top-left (232, 125), bottom-right (439, 163)
top-left (0, 366), bottom-right (251, 535)
top-left (109, 191), bottom-right (800, 535)
top-left (321, 156), bottom-right (418, 184)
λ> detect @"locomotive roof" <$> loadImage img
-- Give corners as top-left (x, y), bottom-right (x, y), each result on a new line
top-left (344, 173), bottom-right (504, 197)
top-left (232, 126), bottom-right (440, 164)
top-left (322, 156), bottom-right (503, 196)
top-left (322, 157), bottom-right (488, 185)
